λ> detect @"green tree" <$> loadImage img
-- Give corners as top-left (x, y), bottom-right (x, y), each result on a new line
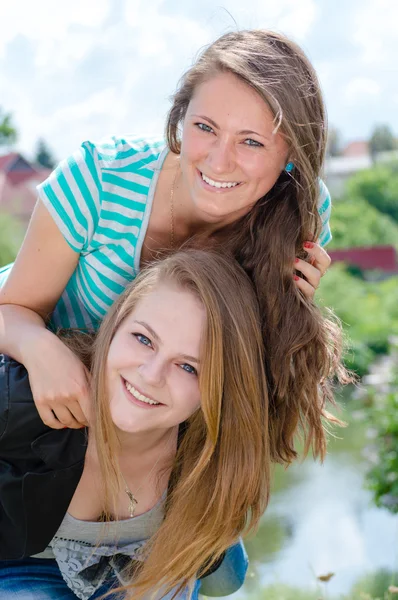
top-left (0, 107), bottom-right (17, 147)
top-left (346, 163), bottom-right (398, 223)
top-left (366, 370), bottom-right (398, 514)
top-left (318, 264), bottom-right (398, 375)
top-left (35, 138), bottom-right (56, 169)
top-left (329, 195), bottom-right (398, 250)
top-left (369, 124), bottom-right (396, 156)
top-left (0, 212), bottom-right (23, 267)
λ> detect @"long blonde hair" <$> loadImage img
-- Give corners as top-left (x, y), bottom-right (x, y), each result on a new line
top-left (87, 249), bottom-right (269, 598)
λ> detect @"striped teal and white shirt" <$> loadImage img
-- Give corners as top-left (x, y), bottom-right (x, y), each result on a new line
top-left (0, 135), bottom-right (332, 330)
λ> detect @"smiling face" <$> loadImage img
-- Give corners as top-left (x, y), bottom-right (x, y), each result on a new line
top-left (179, 71), bottom-right (290, 227)
top-left (105, 282), bottom-right (205, 436)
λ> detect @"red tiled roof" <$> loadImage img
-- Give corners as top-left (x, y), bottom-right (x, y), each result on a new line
top-left (341, 141), bottom-right (369, 158)
top-left (0, 153), bottom-right (19, 171)
top-left (329, 245), bottom-right (398, 272)
top-left (0, 153), bottom-right (51, 221)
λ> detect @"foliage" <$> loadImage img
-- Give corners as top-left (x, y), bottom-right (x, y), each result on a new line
top-left (328, 195), bottom-right (398, 250)
top-left (369, 124), bottom-right (396, 156)
top-left (346, 162), bottom-right (398, 223)
top-left (35, 138), bottom-right (57, 169)
top-left (0, 212), bottom-right (23, 267)
top-left (318, 264), bottom-right (398, 376)
top-left (366, 371), bottom-right (398, 513)
top-left (0, 107), bottom-right (17, 146)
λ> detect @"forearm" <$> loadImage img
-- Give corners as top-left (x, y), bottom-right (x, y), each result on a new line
top-left (0, 304), bottom-right (53, 364)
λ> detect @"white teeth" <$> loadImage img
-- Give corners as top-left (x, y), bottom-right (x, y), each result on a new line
top-left (124, 380), bottom-right (160, 405)
top-left (201, 172), bottom-right (239, 189)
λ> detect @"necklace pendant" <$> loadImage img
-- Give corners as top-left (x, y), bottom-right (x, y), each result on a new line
top-left (125, 488), bottom-right (138, 518)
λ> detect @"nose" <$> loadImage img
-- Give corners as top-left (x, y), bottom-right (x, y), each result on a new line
top-left (206, 136), bottom-right (235, 175)
top-left (138, 354), bottom-right (166, 388)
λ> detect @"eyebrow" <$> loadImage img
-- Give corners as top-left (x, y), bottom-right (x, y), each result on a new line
top-left (134, 320), bottom-right (200, 364)
top-left (192, 114), bottom-right (270, 141)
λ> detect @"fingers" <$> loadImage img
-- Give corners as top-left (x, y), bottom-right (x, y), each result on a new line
top-left (294, 274), bottom-right (315, 299)
top-left (34, 394), bottom-right (89, 429)
top-left (294, 257), bottom-right (321, 291)
top-left (303, 241), bottom-right (331, 276)
top-left (67, 400), bottom-right (90, 428)
top-left (36, 406), bottom-right (69, 430)
top-left (293, 242), bottom-right (331, 298)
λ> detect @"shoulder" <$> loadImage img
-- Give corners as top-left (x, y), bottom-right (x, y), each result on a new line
top-left (317, 179), bottom-right (331, 217)
top-left (317, 179), bottom-right (332, 246)
top-left (0, 355), bottom-right (48, 448)
top-left (84, 134), bottom-right (167, 174)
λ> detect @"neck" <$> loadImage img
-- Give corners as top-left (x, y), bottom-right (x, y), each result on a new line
top-left (116, 426), bottom-right (178, 460)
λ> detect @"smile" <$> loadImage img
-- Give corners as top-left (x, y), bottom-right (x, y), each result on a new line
top-left (123, 379), bottom-right (161, 406)
top-left (200, 171), bottom-right (240, 189)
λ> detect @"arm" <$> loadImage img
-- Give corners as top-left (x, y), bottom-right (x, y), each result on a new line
top-left (0, 200), bottom-right (89, 429)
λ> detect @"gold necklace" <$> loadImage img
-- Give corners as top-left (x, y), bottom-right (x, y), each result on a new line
top-left (169, 165), bottom-right (180, 249)
top-left (120, 429), bottom-right (175, 518)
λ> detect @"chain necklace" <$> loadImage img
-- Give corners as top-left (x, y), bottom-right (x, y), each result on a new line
top-left (119, 429), bottom-right (175, 518)
top-left (169, 165), bottom-right (180, 249)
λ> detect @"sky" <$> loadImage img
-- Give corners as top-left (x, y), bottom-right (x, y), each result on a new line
top-left (0, 0), bottom-right (396, 161)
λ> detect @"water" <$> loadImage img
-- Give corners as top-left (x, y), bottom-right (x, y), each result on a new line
top-left (226, 398), bottom-right (398, 598)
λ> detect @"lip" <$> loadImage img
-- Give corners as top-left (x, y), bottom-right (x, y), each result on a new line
top-left (121, 377), bottom-right (164, 410)
top-left (196, 168), bottom-right (243, 193)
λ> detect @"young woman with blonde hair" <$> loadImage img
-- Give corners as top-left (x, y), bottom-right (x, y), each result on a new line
top-left (0, 250), bottom-right (270, 599)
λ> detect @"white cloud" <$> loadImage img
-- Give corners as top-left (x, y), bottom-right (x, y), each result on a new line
top-left (353, 0), bottom-right (398, 66)
top-left (0, 0), bottom-right (397, 159)
top-left (344, 77), bottom-right (381, 106)
top-left (0, 0), bottom-right (109, 65)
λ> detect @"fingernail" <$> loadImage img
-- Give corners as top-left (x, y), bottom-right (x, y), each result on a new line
top-left (294, 275), bottom-right (300, 281)
top-left (304, 242), bottom-right (314, 249)
top-left (295, 257), bottom-right (300, 263)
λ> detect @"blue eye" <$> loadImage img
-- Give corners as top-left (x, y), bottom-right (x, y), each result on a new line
top-left (180, 363), bottom-right (198, 376)
top-left (133, 333), bottom-right (152, 347)
top-left (196, 122), bottom-right (214, 134)
top-left (244, 138), bottom-right (263, 147)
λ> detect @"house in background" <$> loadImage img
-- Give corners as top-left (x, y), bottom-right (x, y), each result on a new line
top-left (325, 140), bottom-right (398, 198)
top-left (0, 153), bottom-right (51, 227)
top-left (325, 140), bottom-right (372, 197)
top-left (329, 245), bottom-right (398, 279)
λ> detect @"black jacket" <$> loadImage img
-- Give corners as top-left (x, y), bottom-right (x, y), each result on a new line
top-left (0, 355), bottom-right (87, 559)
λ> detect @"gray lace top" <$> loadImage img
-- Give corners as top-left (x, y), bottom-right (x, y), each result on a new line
top-left (33, 498), bottom-right (165, 600)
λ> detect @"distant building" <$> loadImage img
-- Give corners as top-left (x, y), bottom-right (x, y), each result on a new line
top-left (325, 154), bottom-right (372, 197)
top-left (325, 141), bottom-right (397, 197)
top-left (329, 245), bottom-right (398, 278)
top-left (0, 153), bottom-right (51, 226)
top-left (341, 140), bottom-right (369, 157)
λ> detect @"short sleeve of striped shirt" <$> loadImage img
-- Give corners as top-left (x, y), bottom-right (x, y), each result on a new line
top-left (37, 141), bottom-right (102, 253)
top-left (318, 179), bottom-right (332, 247)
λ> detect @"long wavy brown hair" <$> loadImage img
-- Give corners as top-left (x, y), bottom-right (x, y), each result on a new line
top-left (166, 29), bottom-right (351, 465)
top-left (85, 249), bottom-right (269, 598)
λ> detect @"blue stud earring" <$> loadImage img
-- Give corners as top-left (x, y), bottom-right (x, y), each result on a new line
top-left (285, 162), bottom-right (294, 173)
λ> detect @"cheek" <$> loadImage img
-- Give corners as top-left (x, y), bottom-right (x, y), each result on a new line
top-left (241, 152), bottom-right (276, 181)
top-left (181, 127), bottom-right (208, 164)
top-left (174, 375), bottom-right (201, 417)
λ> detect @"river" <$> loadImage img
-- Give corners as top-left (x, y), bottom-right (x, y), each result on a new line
top-left (223, 390), bottom-right (398, 599)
